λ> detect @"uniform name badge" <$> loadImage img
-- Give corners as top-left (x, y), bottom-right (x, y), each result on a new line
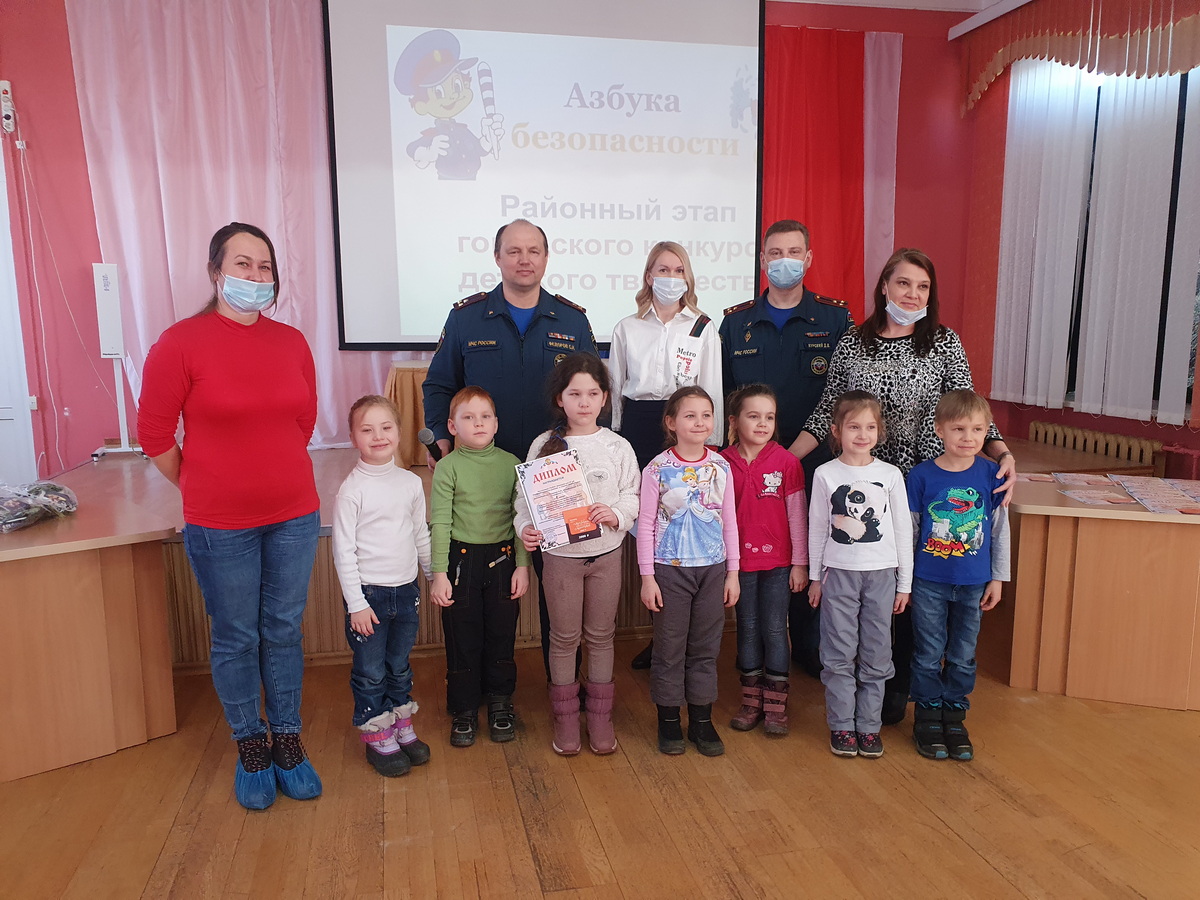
top-left (515, 449), bottom-right (601, 551)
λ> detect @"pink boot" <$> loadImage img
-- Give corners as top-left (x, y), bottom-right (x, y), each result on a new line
top-left (762, 678), bottom-right (790, 736)
top-left (584, 681), bottom-right (617, 755)
top-left (548, 682), bottom-right (581, 755)
top-left (729, 674), bottom-right (764, 731)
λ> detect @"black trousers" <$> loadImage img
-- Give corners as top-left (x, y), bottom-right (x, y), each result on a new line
top-left (619, 398), bottom-right (668, 470)
top-left (441, 539), bottom-right (519, 714)
top-left (789, 441), bottom-right (830, 663)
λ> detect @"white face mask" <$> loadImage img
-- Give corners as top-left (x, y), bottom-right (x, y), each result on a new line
top-left (885, 298), bottom-right (927, 327)
top-left (651, 277), bottom-right (687, 305)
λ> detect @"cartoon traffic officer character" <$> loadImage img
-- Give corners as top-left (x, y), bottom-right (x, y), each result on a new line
top-left (394, 29), bottom-right (504, 181)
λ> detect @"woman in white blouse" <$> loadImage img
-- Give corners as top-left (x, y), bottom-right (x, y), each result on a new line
top-left (608, 241), bottom-right (724, 469)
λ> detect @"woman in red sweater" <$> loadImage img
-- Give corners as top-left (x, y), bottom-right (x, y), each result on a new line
top-left (138, 222), bottom-right (322, 810)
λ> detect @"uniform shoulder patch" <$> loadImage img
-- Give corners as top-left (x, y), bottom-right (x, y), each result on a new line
top-left (813, 294), bottom-right (848, 309)
top-left (554, 294), bottom-right (587, 314)
top-left (722, 299), bottom-right (756, 316)
top-left (689, 314), bottom-right (711, 338)
top-left (453, 292), bottom-right (488, 310)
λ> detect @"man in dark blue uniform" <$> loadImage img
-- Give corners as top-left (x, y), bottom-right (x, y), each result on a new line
top-left (718, 219), bottom-right (853, 680)
top-left (423, 219), bottom-right (596, 692)
top-left (423, 218), bottom-right (596, 459)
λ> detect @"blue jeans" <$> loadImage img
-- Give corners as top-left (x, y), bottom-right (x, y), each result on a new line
top-left (345, 582), bottom-right (421, 726)
top-left (736, 567), bottom-right (791, 677)
top-left (184, 511), bottom-right (319, 741)
top-left (909, 576), bottom-right (986, 708)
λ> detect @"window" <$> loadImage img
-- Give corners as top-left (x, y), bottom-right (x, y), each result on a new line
top-left (992, 60), bottom-right (1200, 425)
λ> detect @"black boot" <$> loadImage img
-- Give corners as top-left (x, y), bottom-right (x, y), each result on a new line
top-left (656, 704), bottom-right (685, 755)
top-left (942, 707), bottom-right (973, 760)
top-left (486, 695), bottom-right (516, 743)
top-left (632, 640), bottom-right (654, 670)
top-left (686, 703), bottom-right (725, 757)
top-left (912, 704), bottom-right (948, 760)
top-left (881, 691), bottom-right (908, 726)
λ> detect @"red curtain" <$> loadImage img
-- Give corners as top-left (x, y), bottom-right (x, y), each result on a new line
top-left (762, 26), bottom-right (866, 322)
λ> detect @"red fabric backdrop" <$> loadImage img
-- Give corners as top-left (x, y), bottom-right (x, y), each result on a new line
top-left (761, 26), bottom-right (866, 322)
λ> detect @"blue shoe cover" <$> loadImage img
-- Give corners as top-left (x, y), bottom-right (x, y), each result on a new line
top-left (275, 757), bottom-right (322, 800)
top-left (235, 760), bottom-right (277, 810)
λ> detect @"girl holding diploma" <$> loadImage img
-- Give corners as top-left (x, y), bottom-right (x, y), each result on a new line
top-left (515, 354), bottom-right (640, 756)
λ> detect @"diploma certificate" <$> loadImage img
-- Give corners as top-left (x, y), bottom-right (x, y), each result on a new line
top-left (515, 449), bottom-right (600, 551)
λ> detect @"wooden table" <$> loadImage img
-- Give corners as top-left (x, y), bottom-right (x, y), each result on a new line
top-left (977, 479), bottom-right (1200, 710)
top-left (1001, 436), bottom-right (1155, 475)
top-left (0, 457), bottom-right (179, 782)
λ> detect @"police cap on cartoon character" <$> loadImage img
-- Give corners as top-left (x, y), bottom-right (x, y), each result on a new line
top-left (394, 29), bottom-right (504, 180)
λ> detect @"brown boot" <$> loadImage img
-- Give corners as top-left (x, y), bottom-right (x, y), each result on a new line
top-left (762, 677), bottom-right (789, 736)
top-left (548, 682), bottom-right (581, 755)
top-left (730, 674), bottom-right (764, 731)
top-left (584, 681), bottom-right (617, 754)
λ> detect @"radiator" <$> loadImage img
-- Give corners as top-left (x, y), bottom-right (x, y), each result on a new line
top-left (1028, 421), bottom-right (1164, 473)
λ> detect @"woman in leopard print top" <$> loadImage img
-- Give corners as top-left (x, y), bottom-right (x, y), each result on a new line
top-left (793, 248), bottom-right (1017, 482)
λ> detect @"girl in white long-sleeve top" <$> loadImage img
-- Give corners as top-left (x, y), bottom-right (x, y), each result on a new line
top-left (808, 391), bottom-right (913, 760)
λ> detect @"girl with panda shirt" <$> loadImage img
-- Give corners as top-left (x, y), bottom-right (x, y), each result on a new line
top-left (808, 391), bottom-right (913, 760)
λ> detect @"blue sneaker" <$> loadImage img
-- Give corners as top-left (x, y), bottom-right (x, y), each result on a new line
top-left (271, 732), bottom-right (322, 800)
top-left (235, 735), bottom-right (277, 810)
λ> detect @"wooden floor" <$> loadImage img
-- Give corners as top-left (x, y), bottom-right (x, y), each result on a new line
top-left (4, 641), bottom-right (1200, 899)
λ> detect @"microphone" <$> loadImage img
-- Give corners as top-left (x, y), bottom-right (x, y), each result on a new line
top-left (417, 427), bottom-right (443, 462)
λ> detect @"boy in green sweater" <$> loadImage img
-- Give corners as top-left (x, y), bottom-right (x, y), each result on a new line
top-left (430, 386), bottom-right (531, 747)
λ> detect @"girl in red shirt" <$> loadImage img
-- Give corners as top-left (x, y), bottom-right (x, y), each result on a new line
top-left (719, 385), bottom-right (809, 736)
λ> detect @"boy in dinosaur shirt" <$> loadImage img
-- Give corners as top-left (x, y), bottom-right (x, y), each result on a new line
top-left (905, 390), bottom-right (1011, 762)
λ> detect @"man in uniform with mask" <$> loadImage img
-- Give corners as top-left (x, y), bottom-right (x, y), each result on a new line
top-left (717, 219), bottom-right (853, 680)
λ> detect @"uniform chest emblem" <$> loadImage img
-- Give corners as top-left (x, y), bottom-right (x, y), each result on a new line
top-left (810, 356), bottom-right (829, 375)
top-left (554, 353), bottom-right (566, 365)
top-left (744, 331), bottom-right (752, 343)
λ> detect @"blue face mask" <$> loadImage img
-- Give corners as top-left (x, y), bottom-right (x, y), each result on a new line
top-left (766, 257), bottom-right (806, 290)
top-left (220, 273), bottom-right (275, 313)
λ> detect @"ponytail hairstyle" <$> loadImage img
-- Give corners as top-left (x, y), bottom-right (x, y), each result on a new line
top-left (200, 222), bottom-right (280, 315)
top-left (828, 390), bottom-right (886, 452)
top-left (661, 385), bottom-right (714, 448)
top-left (347, 394), bottom-right (400, 436)
top-left (537, 352), bottom-right (611, 458)
top-left (725, 383), bottom-right (777, 445)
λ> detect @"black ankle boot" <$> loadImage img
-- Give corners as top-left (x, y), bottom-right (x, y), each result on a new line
top-left (882, 691), bottom-right (908, 726)
top-left (912, 704), bottom-right (948, 760)
top-left (656, 704), bottom-right (685, 755)
top-left (686, 703), bottom-right (725, 757)
top-left (942, 707), bottom-right (973, 760)
top-left (632, 640), bottom-right (654, 670)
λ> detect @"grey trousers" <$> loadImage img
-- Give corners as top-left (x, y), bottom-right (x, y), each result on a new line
top-left (819, 567), bottom-right (897, 732)
top-left (650, 562), bottom-right (726, 706)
